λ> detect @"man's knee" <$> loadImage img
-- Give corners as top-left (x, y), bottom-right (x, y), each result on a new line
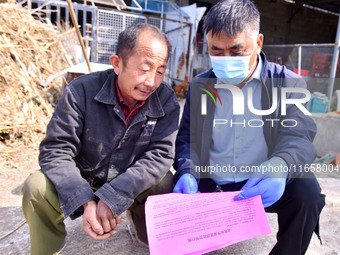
top-left (284, 177), bottom-right (325, 211)
top-left (22, 171), bottom-right (58, 207)
top-left (134, 171), bottom-right (174, 204)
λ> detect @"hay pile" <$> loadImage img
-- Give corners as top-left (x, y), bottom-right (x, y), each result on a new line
top-left (0, 2), bottom-right (71, 150)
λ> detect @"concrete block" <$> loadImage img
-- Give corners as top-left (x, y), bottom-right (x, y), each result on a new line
top-left (311, 113), bottom-right (340, 157)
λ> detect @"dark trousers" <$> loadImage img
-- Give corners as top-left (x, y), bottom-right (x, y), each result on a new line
top-left (198, 172), bottom-right (326, 255)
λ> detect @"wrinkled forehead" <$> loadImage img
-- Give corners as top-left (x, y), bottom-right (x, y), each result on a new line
top-left (126, 39), bottom-right (168, 68)
top-left (136, 31), bottom-right (168, 57)
top-left (136, 44), bottom-right (167, 63)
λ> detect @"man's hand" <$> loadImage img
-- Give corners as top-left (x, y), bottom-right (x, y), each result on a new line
top-left (234, 157), bottom-right (288, 208)
top-left (82, 200), bottom-right (121, 240)
top-left (96, 200), bottom-right (122, 234)
top-left (234, 177), bottom-right (286, 208)
top-left (173, 173), bottom-right (198, 194)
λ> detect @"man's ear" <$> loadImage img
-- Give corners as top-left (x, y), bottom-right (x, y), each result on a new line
top-left (256, 33), bottom-right (264, 55)
top-left (110, 55), bottom-right (121, 76)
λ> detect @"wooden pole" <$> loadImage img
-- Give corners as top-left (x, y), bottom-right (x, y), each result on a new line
top-left (327, 12), bottom-right (340, 111)
top-left (66, 0), bottom-right (92, 72)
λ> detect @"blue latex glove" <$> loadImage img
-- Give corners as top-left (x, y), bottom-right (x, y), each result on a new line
top-left (234, 157), bottom-right (288, 208)
top-left (173, 173), bottom-right (198, 194)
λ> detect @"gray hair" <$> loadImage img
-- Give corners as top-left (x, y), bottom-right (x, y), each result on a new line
top-left (116, 23), bottom-right (171, 65)
top-left (203, 0), bottom-right (260, 38)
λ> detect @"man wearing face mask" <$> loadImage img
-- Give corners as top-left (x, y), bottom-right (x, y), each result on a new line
top-left (173, 0), bottom-right (325, 254)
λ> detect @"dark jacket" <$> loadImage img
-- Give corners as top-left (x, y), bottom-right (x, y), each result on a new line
top-left (174, 52), bottom-right (317, 182)
top-left (39, 69), bottom-right (180, 218)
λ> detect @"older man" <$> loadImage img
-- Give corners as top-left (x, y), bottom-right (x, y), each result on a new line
top-left (22, 23), bottom-right (179, 254)
top-left (173, 0), bottom-right (325, 254)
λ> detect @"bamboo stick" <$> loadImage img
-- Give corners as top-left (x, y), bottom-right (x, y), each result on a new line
top-left (66, 0), bottom-right (92, 72)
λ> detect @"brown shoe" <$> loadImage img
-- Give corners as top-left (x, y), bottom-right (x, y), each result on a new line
top-left (126, 210), bottom-right (149, 248)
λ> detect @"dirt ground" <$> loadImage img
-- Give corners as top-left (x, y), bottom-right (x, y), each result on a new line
top-left (0, 115), bottom-right (340, 254)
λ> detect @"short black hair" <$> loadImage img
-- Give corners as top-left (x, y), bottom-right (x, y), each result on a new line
top-left (116, 23), bottom-right (171, 65)
top-left (203, 0), bottom-right (260, 37)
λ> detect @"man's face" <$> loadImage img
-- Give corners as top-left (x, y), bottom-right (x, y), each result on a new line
top-left (207, 30), bottom-right (263, 74)
top-left (110, 30), bottom-right (168, 108)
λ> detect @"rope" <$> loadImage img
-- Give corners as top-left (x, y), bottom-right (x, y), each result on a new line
top-left (0, 219), bottom-right (26, 240)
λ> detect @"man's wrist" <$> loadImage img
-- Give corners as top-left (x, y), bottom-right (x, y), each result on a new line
top-left (262, 157), bottom-right (288, 178)
top-left (83, 200), bottom-right (96, 209)
top-left (175, 168), bottom-right (192, 182)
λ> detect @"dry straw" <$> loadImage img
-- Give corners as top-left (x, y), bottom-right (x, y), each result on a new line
top-left (0, 1), bottom-right (71, 152)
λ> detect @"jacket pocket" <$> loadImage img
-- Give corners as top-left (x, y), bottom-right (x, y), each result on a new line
top-left (136, 118), bottom-right (157, 145)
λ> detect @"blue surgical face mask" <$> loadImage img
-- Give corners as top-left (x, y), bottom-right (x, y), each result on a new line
top-left (210, 46), bottom-right (257, 85)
